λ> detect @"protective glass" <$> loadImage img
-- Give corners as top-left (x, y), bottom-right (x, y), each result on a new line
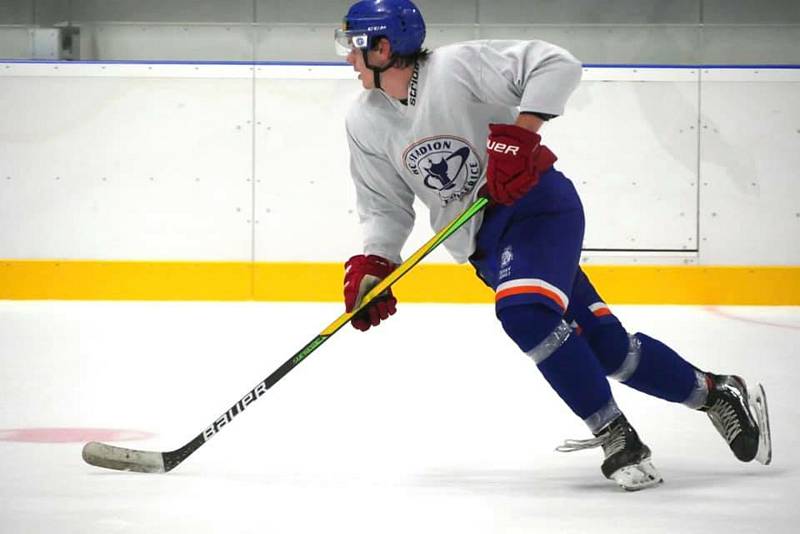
top-left (334, 28), bottom-right (369, 56)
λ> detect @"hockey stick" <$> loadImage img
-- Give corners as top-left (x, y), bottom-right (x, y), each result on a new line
top-left (82, 195), bottom-right (489, 473)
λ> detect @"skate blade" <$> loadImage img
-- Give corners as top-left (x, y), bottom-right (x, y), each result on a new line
top-left (749, 383), bottom-right (772, 465)
top-left (609, 459), bottom-right (663, 491)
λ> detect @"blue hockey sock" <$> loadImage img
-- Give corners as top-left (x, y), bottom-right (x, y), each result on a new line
top-left (499, 305), bottom-right (619, 432)
top-left (587, 325), bottom-right (705, 407)
top-left (624, 333), bottom-right (704, 404)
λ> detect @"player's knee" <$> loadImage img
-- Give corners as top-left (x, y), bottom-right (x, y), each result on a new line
top-left (498, 304), bottom-right (565, 354)
top-left (585, 323), bottom-right (630, 375)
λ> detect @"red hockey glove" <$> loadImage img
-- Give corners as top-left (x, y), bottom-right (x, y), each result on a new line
top-left (344, 254), bottom-right (397, 332)
top-left (486, 123), bottom-right (557, 205)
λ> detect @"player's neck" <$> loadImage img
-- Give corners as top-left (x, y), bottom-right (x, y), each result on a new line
top-left (379, 64), bottom-right (415, 101)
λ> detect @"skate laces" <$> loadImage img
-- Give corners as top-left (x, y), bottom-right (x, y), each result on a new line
top-left (556, 427), bottom-right (626, 457)
top-left (708, 398), bottom-right (742, 444)
top-left (705, 377), bottom-right (751, 444)
top-left (556, 435), bottom-right (605, 452)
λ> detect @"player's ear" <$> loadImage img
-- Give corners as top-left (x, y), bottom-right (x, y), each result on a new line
top-left (375, 37), bottom-right (392, 60)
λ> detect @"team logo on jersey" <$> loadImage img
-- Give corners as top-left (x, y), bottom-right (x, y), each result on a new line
top-left (499, 245), bottom-right (514, 279)
top-left (500, 246), bottom-right (514, 268)
top-left (402, 135), bottom-right (482, 205)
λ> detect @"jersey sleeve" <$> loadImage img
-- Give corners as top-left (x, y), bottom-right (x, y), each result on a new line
top-left (346, 122), bottom-right (415, 265)
top-left (453, 40), bottom-right (583, 118)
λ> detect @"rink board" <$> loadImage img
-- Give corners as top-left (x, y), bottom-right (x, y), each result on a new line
top-left (0, 63), bottom-right (799, 302)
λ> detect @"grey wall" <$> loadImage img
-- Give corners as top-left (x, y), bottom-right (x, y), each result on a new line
top-left (9, 0), bottom-right (800, 24)
top-left (1, 0), bottom-right (799, 63)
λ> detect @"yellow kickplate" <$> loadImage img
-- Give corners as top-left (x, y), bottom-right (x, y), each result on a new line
top-left (1, 260), bottom-right (798, 305)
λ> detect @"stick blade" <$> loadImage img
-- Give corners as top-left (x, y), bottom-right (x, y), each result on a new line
top-left (82, 441), bottom-right (166, 473)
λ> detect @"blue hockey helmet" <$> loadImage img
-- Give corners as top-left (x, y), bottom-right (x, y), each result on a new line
top-left (335, 0), bottom-right (426, 57)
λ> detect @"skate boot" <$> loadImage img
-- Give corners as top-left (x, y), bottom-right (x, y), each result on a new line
top-left (700, 373), bottom-right (772, 465)
top-left (557, 414), bottom-right (663, 491)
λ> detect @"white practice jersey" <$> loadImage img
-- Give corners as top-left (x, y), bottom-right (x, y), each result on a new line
top-left (346, 39), bottom-right (582, 264)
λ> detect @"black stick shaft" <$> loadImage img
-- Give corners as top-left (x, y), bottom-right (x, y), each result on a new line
top-left (163, 334), bottom-right (331, 471)
top-left (155, 197), bottom-right (489, 472)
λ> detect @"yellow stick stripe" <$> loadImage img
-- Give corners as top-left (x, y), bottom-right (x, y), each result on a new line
top-left (1, 261), bottom-right (799, 305)
top-left (318, 198), bottom-right (488, 336)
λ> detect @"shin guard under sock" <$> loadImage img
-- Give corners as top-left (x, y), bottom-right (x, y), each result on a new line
top-left (499, 305), bottom-right (619, 431)
top-left (614, 332), bottom-right (703, 405)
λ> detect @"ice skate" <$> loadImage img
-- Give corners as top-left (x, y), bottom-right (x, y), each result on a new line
top-left (700, 373), bottom-right (772, 465)
top-left (557, 415), bottom-right (663, 491)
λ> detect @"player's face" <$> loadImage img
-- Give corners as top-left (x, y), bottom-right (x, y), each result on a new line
top-left (346, 47), bottom-right (376, 89)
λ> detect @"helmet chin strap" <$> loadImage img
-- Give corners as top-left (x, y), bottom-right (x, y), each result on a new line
top-left (361, 49), bottom-right (396, 90)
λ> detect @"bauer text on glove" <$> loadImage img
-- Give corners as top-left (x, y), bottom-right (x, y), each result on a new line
top-left (486, 123), bottom-right (557, 205)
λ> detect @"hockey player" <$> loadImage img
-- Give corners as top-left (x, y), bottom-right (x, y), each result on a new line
top-left (335, 0), bottom-right (771, 491)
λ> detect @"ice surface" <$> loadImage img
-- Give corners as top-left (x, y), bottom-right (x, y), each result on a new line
top-left (0, 301), bottom-right (798, 534)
